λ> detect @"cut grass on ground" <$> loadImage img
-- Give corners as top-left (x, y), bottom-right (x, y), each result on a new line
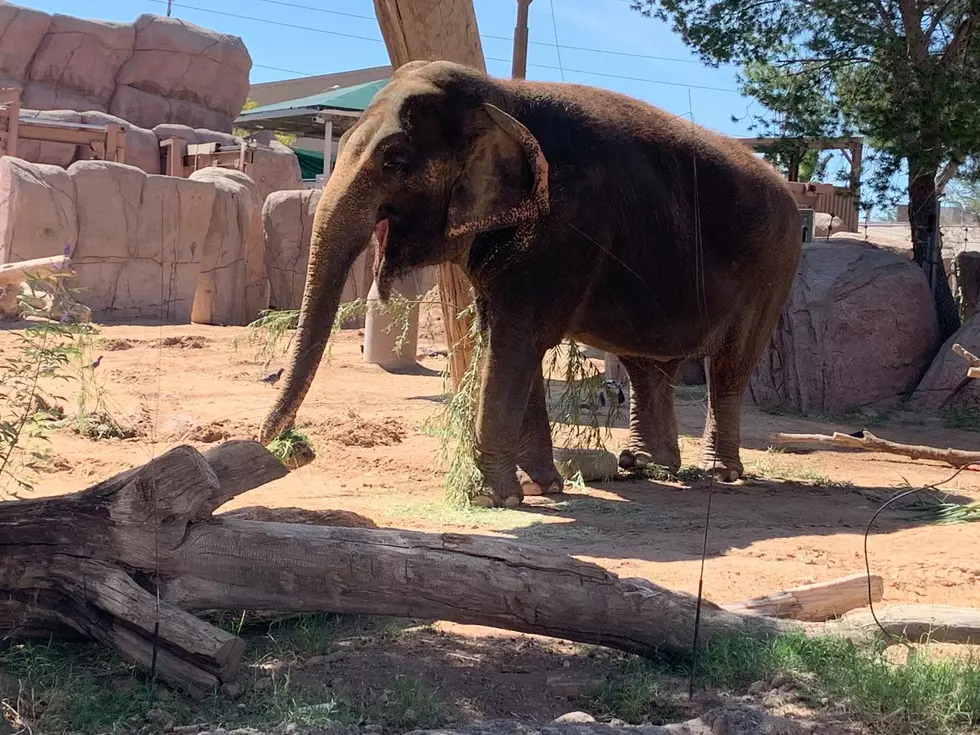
top-left (3, 616), bottom-right (979, 735)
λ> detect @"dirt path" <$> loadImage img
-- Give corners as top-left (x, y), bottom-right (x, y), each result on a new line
top-left (4, 318), bottom-right (980, 615)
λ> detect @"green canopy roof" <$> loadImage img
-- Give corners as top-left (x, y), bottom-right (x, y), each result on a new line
top-left (291, 147), bottom-right (334, 180)
top-left (240, 78), bottom-right (389, 118)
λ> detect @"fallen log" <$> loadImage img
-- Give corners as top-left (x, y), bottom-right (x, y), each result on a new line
top-left (0, 254), bottom-right (74, 287)
top-left (722, 573), bottom-right (883, 622)
top-left (4, 440), bottom-right (980, 693)
top-left (768, 429), bottom-right (980, 468)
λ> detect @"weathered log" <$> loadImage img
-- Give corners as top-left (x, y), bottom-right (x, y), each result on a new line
top-left (722, 573), bottom-right (883, 622)
top-left (952, 342), bottom-right (980, 368)
top-left (0, 255), bottom-right (74, 287)
top-left (830, 604), bottom-right (980, 645)
top-left (0, 440), bottom-right (287, 692)
top-left (768, 429), bottom-right (980, 468)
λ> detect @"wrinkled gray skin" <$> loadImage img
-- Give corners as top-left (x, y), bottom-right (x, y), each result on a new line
top-left (260, 60), bottom-right (802, 508)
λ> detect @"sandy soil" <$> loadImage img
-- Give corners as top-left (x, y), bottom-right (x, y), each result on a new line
top-left (4, 312), bottom-right (979, 616)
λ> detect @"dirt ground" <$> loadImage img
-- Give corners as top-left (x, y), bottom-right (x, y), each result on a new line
top-left (3, 309), bottom-right (980, 732)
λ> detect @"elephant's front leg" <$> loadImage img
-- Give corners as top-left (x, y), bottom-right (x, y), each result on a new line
top-left (618, 356), bottom-right (682, 471)
top-left (471, 321), bottom-right (545, 509)
top-left (516, 371), bottom-right (564, 496)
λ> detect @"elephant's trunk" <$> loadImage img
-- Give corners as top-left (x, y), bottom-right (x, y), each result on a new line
top-left (259, 161), bottom-right (381, 444)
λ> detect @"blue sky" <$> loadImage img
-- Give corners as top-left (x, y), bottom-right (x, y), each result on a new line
top-left (24, 0), bottom-right (755, 137)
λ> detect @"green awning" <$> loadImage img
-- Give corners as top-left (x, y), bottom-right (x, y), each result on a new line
top-left (291, 148), bottom-right (334, 180)
top-left (240, 78), bottom-right (389, 119)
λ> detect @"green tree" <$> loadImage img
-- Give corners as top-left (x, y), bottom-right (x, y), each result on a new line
top-left (234, 98), bottom-right (297, 147)
top-left (630, 0), bottom-right (980, 340)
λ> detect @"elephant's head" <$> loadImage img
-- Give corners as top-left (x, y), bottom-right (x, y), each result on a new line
top-left (259, 60), bottom-right (550, 444)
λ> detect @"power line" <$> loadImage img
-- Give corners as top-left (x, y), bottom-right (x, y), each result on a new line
top-left (151, 0), bottom-right (740, 93)
top-left (548, 0), bottom-right (566, 81)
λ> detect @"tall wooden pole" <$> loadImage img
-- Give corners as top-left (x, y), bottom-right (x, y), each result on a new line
top-left (512, 0), bottom-right (533, 79)
top-left (373, 0), bottom-right (485, 389)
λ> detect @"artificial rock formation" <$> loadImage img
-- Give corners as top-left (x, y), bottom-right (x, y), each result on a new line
top-left (70, 160), bottom-right (215, 322)
top-left (910, 313), bottom-right (980, 410)
top-left (189, 168), bottom-right (269, 326)
top-left (749, 238), bottom-right (940, 414)
top-left (0, 3), bottom-right (251, 132)
top-left (0, 157), bottom-right (76, 263)
top-left (0, 156), bottom-right (273, 325)
top-left (262, 188), bottom-right (374, 312)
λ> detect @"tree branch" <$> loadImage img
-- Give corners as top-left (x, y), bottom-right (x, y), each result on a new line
top-left (940, 12), bottom-right (977, 67)
top-left (937, 154), bottom-right (965, 194)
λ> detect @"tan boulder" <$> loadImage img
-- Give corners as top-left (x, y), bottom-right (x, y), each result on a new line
top-left (749, 238), bottom-right (939, 414)
top-left (0, 3), bottom-right (50, 86)
top-left (68, 160), bottom-right (214, 322)
top-left (188, 168), bottom-right (268, 326)
top-left (27, 13), bottom-right (134, 109)
top-left (262, 188), bottom-right (372, 312)
top-left (114, 14), bottom-right (251, 125)
top-left (152, 123), bottom-right (200, 145)
top-left (262, 189), bottom-right (319, 311)
top-left (910, 313), bottom-right (980, 410)
top-left (16, 109), bottom-right (82, 167)
top-left (249, 141), bottom-right (303, 203)
top-left (79, 111), bottom-right (161, 175)
top-left (0, 157), bottom-right (76, 263)
top-left (813, 212), bottom-right (844, 238)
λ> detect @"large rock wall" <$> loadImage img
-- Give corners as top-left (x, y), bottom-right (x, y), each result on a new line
top-left (748, 239), bottom-right (940, 414)
top-left (0, 156), bottom-right (270, 325)
top-left (0, 2), bottom-right (251, 132)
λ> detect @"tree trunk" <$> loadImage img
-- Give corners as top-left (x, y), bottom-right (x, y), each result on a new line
top-left (909, 170), bottom-right (961, 341)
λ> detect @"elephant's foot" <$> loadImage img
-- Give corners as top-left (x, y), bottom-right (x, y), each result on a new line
top-left (470, 475), bottom-right (525, 508)
top-left (517, 463), bottom-right (564, 496)
top-left (618, 438), bottom-right (680, 471)
top-left (696, 450), bottom-right (743, 483)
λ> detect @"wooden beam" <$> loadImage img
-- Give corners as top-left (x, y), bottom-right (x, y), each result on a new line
top-left (372, 0), bottom-right (485, 388)
top-left (0, 255), bottom-right (74, 287)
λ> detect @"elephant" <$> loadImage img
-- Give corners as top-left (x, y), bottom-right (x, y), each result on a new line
top-left (259, 59), bottom-right (802, 508)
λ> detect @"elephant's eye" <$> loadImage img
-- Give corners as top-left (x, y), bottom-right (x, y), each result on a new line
top-left (383, 155), bottom-right (408, 172)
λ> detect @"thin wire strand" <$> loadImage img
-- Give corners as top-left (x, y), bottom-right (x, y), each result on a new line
top-left (548, 0), bottom-right (566, 82)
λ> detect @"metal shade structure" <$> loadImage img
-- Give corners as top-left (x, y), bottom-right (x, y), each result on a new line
top-left (234, 78), bottom-right (389, 138)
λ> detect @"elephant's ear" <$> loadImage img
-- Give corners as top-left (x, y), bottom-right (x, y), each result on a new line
top-left (446, 103), bottom-right (549, 238)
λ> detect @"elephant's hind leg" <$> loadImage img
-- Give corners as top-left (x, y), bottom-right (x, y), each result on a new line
top-left (516, 371), bottom-right (564, 496)
top-left (618, 356), bottom-right (682, 471)
top-left (698, 350), bottom-right (751, 482)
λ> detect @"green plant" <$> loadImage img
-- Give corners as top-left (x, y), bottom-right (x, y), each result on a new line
top-left (232, 308), bottom-right (299, 367)
top-left (266, 427), bottom-right (315, 469)
top-left (906, 495), bottom-right (980, 525)
top-left (941, 406), bottom-right (980, 432)
top-left (0, 287), bottom-right (87, 496)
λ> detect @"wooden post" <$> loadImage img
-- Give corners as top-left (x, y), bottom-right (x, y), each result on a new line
top-left (512, 0), bottom-right (533, 79)
top-left (372, 0), bottom-right (484, 388)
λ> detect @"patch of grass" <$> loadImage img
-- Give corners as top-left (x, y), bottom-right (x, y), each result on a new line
top-left (388, 500), bottom-right (535, 530)
top-left (63, 410), bottom-right (137, 440)
top-left (747, 449), bottom-right (853, 488)
top-left (266, 427), bottom-right (315, 469)
top-left (517, 520), bottom-right (598, 542)
top-left (692, 632), bottom-right (980, 735)
top-left (941, 406), bottom-right (980, 432)
top-left (369, 675), bottom-right (446, 730)
top-left (905, 495), bottom-right (980, 525)
top-left (587, 656), bottom-right (675, 725)
top-left (628, 464), bottom-right (710, 484)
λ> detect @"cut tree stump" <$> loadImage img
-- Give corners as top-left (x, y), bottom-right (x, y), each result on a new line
top-left (768, 429), bottom-right (980, 468)
top-left (4, 440), bottom-right (980, 692)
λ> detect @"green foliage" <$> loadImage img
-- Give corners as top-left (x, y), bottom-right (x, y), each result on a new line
top-left (906, 495), bottom-right (980, 525)
top-left (694, 632), bottom-right (980, 734)
top-left (233, 308), bottom-right (299, 367)
top-left (266, 427), bottom-right (315, 468)
top-left (234, 98), bottom-right (296, 147)
top-left (630, 0), bottom-right (980, 234)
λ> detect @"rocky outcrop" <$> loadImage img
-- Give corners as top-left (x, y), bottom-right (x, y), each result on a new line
top-left (79, 111), bottom-right (161, 175)
top-left (188, 168), bottom-right (268, 326)
top-left (749, 238), bottom-right (940, 414)
top-left (0, 157), bottom-right (76, 263)
top-left (813, 212), bottom-right (844, 238)
top-left (69, 160), bottom-right (215, 322)
top-left (910, 313), bottom-right (980, 410)
top-left (262, 188), bottom-right (374, 313)
top-left (0, 2), bottom-right (251, 132)
top-left (250, 141), bottom-right (303, 203)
